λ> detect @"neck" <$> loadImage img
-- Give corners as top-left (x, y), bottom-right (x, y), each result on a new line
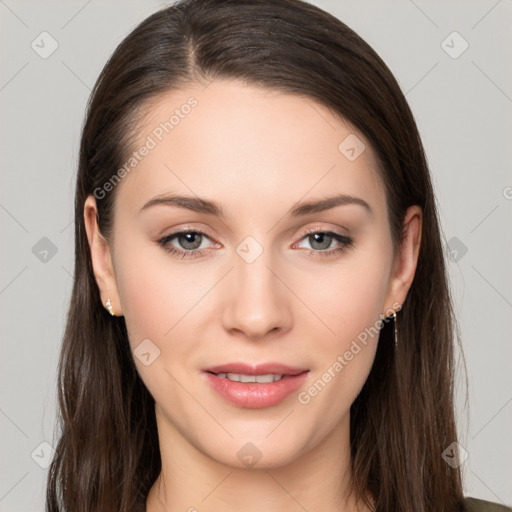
top-left (146, 405), bottom-right (371, 512)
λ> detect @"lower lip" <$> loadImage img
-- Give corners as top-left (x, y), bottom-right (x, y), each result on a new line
top-left (203, 371), bottom-right (309, 409)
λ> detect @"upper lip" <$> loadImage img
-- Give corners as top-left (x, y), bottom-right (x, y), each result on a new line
top-left (203, 362), bottom-right (309, 376)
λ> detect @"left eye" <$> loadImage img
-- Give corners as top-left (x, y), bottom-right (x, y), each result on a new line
top-left (299, 232), bottom-right (337, 251)
top-left (295, 230), bottom-right (353, 255)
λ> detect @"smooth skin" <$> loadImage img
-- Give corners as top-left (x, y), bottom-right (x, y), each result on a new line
top-left (84, 79), bottom-right (422, 512)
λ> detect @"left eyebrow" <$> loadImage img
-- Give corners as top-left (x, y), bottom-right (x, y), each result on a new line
top-left (139, 193), bottom-right (372, 217)
top-left (289, 194), bottom-right (373, 217)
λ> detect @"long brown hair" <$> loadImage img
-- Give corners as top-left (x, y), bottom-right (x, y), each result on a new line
top-left (46, 1), bottom-right (467, 510)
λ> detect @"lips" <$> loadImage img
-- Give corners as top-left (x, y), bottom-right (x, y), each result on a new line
top-left (201, 362), bottom-right (310, 408)
top-left (203, 362), bottom-right (309, 376)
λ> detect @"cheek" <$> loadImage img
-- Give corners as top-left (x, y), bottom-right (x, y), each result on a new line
top-left (292, 248), bottom-right (391, 344)
top-left (114, 232), bottom-right (205, 342)
top-left (296, 336), bottom-right (377, 444)
top-left (114, 257), bottom-right (192, 411)
top-left (293, 281), bottom-right (383, 436)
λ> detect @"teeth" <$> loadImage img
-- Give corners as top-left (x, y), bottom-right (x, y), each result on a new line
top-left (216, 373), bottom-right (284, 383)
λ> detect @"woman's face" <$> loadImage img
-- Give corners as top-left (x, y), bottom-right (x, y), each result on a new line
top-left (86, 79), bottom-right (420, 469)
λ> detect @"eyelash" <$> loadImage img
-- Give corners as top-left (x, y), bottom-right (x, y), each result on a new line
top-left (157, 227), bottom-right (354, 260)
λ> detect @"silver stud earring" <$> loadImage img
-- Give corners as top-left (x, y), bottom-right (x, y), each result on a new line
top-left (105, 298), bottom-right (115, 316)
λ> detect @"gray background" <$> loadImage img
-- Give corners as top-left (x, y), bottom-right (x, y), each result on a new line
top-left (1, 0), bottom-right (511, 510)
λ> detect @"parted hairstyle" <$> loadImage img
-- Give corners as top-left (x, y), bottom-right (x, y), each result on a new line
top-left (46, 1), bottom-right (468, 511)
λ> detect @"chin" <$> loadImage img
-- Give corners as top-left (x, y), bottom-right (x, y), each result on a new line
top-left (202, 435), bottom-right (308, 470)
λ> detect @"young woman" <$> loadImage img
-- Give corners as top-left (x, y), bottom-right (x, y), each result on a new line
top-left (45, 1), bottom-right (511, 511)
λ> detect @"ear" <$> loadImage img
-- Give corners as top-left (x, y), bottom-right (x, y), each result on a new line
top-left (382, 205), bottom-right (422, 315)
top-left (83, 195), bottom-right (123, 317)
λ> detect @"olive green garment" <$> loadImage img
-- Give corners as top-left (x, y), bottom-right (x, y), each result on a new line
top-left (465, 497), bottom-right (512, 511)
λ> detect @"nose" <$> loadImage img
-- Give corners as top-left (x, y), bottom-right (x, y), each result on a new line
top-left (221, 247), bottom-right (292, 341)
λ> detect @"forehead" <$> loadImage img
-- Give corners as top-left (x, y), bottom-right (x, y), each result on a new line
top-left (115, 79), bottom-right (386, 220)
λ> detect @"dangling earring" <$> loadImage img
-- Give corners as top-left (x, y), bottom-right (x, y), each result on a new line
top-left (392, 310), bottom-right (398, 347)
top-left (385, 309), bottom-right (399, 347)
top-left (105, 298), bottom-right (115, 316)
